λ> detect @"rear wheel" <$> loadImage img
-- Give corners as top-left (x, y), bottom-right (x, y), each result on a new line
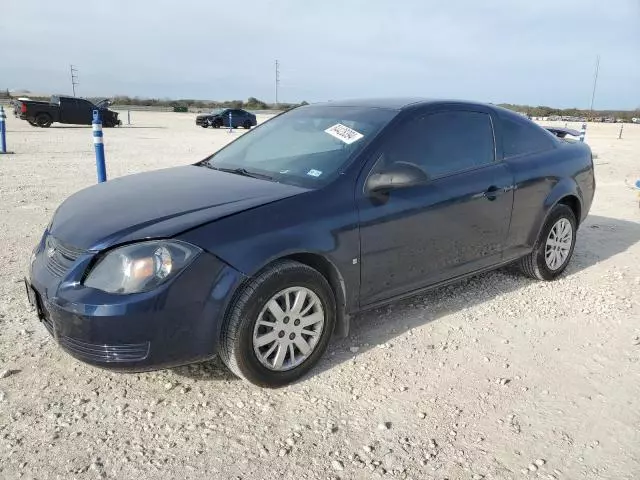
top-left (519, 204), bottom-right (577, 280)
top-left (243, 120), bottom-right (251, 129)
top-left (27, 120), bottom-right (37, 127)
top-left (35, 113), bottom-right (52, 128)
top-left (219, 260), bottom-right (336, 387)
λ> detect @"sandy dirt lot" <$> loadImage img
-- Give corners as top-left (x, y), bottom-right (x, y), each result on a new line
top-left (0, 111), bottom-right (639, 480)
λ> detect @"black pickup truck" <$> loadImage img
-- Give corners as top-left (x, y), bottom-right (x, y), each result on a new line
top-left (18, 96), bottom-right (121, 128)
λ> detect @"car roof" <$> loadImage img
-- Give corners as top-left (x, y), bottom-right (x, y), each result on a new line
top-left (315, 98), bottom-right (496, 111)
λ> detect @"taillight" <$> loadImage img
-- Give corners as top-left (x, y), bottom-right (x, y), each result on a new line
top-left (20, 103), bottom-right (26, 114)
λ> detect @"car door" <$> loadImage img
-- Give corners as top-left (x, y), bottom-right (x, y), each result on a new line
top-left (58, 97), bottom-right (77, 123)
top-left (233, 110), bottom-right (246, 127)
top-left (74, 98), bottom-right (95, 125)
top-left (221, 109), bottom-right (233, 127)
top-left (357, 107), bottom-right (515, 306)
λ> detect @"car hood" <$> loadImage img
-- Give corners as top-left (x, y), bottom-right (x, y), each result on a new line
top-left (50, 165), bottom-right (308, 251)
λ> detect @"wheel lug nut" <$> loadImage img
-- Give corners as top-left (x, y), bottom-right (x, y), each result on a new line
top-left (283, 316), bottom-right (289, 324)
top-left (278, 331), bottom-right (285, 338)
top-left (289, 333), bottom-right (296, 340)
top-left (294, 319), bottom-right (300, 326)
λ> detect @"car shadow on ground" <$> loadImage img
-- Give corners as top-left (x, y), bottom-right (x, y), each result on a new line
top-left (176, 214), bottom-right (640, 383)
top-left (171, 355), bottom-right (237, 382)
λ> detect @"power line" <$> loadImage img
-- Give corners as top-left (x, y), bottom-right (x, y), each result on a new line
top-left (70, 65), bottom-right (79, 97)
top-left (275, 60), bottom-right (280, 106)
top-left (589, 55), bottom-right (600, 112)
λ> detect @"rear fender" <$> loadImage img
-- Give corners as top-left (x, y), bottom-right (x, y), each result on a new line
top-left (527, 178), bottom-right (582, 246)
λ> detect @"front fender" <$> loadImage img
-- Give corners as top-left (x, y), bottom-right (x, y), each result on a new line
top-left (176, 188), bottom-right (361, 314)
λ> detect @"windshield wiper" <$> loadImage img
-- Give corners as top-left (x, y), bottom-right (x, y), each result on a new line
top-left (209, 166), bottom-right (274, 181)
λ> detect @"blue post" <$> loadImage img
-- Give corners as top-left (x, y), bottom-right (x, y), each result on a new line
top-left (228, 111), bottom-right (233, 133)
top-left (92, 110), bottom-right (107, 183)
top-left (127, 110), bottom-right (131, 126)
top-left (579, 122), bottom-right (587, 142)
top-left (0, 106), bottom-right (13, 155)
top-left (0, 106), bottom-right (6, 153)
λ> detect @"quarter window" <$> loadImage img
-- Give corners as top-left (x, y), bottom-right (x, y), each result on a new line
top-left (501, 116), bottom-right (555, 158)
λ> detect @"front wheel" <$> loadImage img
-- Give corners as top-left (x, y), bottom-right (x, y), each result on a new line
top-left (243, 120), bottom-right (251, 129)
top-left (519, 204), bottom-right (577, 280)
top-left (219, 260), bottom-right (336, 387)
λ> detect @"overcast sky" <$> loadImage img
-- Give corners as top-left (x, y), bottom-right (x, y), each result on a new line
top-left (2, 0), bottom-right (639, 109)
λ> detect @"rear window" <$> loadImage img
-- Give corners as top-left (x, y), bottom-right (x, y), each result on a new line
top-left (501, 116), bottom-right (555, 158)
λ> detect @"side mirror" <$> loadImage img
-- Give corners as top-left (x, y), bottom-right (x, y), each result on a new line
top-left (366, 163), bottom-right (429, 194)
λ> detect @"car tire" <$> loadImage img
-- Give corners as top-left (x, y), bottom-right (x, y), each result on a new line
top-left (219, 260), bottom-right (336, 388)
top-left (201, 123), bottom-right (208, 128)
top-left (519, 204), bottom-right (577, 281)
top-left (243, 120), bottom-right (251, 129)
top-left (27, 120), bottom-right (37, 127)
top-left (213, 119), bottom-right (222, 128)
top-left (35, 113), bottom-right (52, 128)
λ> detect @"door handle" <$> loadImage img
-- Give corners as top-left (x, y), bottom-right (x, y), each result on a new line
top-left (483, 185), bottom-right (504, 201)
top-left (471, 185), bottom-right (514, 201)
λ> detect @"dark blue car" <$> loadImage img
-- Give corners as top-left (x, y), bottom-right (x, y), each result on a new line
top-left (195, 108), bottom-right (257, 129)
top-left (26, 99), bottom-right (595, 387)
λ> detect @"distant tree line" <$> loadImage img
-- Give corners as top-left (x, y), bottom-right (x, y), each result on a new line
top-left (2, 88), bottom-right (636, 118)
top-left (497, 103), bottom-right (640, 121)
top-left (108, 96), bottom-right (308, 111)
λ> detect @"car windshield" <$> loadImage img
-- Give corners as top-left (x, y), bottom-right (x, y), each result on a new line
top-left (201, 105), bottom-right (396, 188)
top-left (210, 108), bottom-right (225, 114)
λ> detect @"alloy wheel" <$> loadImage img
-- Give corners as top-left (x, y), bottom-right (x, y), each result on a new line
top-left (252, 286), bottom-right (325, 371)
top-left (544, 218), bottom-right (573, 270)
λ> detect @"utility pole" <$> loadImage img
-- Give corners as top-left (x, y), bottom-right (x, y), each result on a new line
top-left (70, 65), bottom-right (79, 97)
top-left (275, 60), bottom-right (280, 106)
top-left (589, 55), bottom-right (600, 113)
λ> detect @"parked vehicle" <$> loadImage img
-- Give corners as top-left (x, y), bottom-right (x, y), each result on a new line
top-left (26, 99), bottom-right (595, 387)
top-left (18, 96), bottom-right (121, 128)
top-left (196, 108), bottom-right (257, 129)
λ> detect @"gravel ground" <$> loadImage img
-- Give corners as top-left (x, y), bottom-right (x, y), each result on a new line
top-left (1, 111), bottom-right (639, 480)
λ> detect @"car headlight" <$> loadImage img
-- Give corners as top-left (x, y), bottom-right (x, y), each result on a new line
top-left (83, 240), bottom-right (201, 294)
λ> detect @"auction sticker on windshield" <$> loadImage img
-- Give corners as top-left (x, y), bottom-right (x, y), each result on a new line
top-left (324, 123), bottom-right (364, 145)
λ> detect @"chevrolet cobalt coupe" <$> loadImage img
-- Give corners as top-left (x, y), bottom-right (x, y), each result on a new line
top-left (26, 99), bottom-right (595, 387)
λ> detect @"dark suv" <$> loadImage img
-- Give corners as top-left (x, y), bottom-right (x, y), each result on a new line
top-left (196, 108), bottom-right (257, 129)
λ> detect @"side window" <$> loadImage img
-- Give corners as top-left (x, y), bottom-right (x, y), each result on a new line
top-left (501, 117), bottom-right (555, 158)
top-left (381, 110), bottom-right (495, 178)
